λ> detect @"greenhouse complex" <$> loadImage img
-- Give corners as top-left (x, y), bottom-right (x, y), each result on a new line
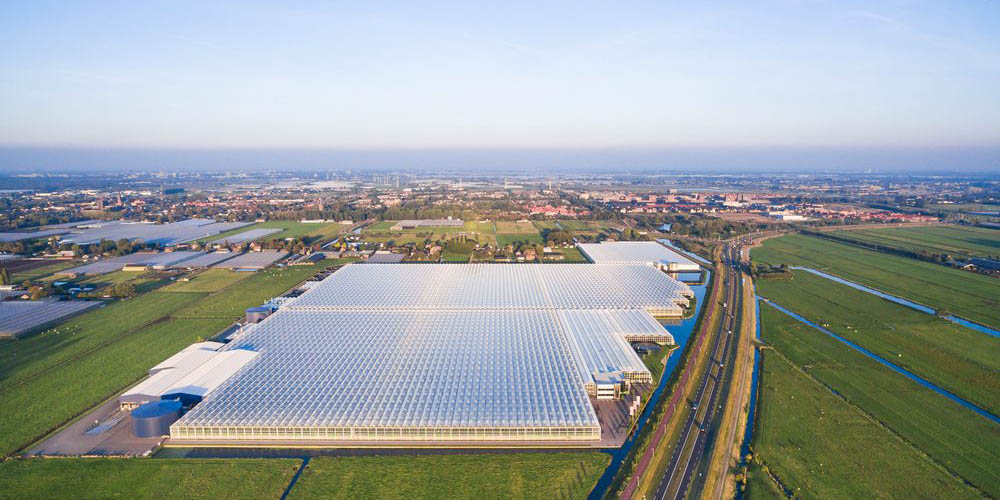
top-left (167, 258), bottom-right (695, 446)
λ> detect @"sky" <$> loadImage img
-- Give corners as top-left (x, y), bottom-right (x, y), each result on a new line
top-left (1, 1), bottom-right (999, 171)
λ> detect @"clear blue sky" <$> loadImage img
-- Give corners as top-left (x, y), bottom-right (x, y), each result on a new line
top-left (1, 1), bottom-right (999, 152)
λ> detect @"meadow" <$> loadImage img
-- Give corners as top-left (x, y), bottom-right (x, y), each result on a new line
top-left (0, 261), bottom-right (336, 457)
top-left (830, 224), bottom-right (1000, 259)
top-left (756, 270), bottom-right (1000, 414)
top-left (0, 458), bottom-right (298, 499)
top-left (160, 268), bottom-right (253, 293)
top-left (174, 260), bottom-right (338, 320)
top-left (288, 453), bottom-right (610, 500)
top-left (751, 233), bottom-right (1000, 328)
top-left (756, 303), bottom-right (1000, 498)
top-left (204, 220), bottom-right (345, 243)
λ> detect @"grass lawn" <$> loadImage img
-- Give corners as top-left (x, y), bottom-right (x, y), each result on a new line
top-left (753, 346), bottom-right (981, 500)
top-left (758, 303), bottom-right (1000, 498)
top-left (0, 458), bottom-right (298, 499)
top-left (751, 233), bottom-right (1000, 328)
top-left (161, 269), bottom-right (253, 293)
top-left (289, 453), bottom-right (610, 500)
top-left (757, 270), bottom-right (1000, 414)
top-left (830, 225), bottom-right (1000, 259)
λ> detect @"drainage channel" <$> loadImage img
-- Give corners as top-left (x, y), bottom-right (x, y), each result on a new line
top-left (279, 457), bottom-right (311, 500)
top-left (791, 267), bottom-right (1000, 339)
top-left (762, 298), bottom-right (1000, 424)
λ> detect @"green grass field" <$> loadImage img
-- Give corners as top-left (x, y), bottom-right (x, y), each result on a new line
top-left (544, 247), bottom-right (588, 262)
top-left (830, 225), bottom-right (1000, 259)
top-left (0, 458), bottom-right (298, 499)
top-left (0, 316), bottom-right (230, 457)
top-left (205, 221), bottom-right (344, 243)
top-left (174, 261), bottom-right (335, 320)
top-left (160, 269), bottom-right (253, 293)
top-left (288, 453), bottom-right (610, 500)
top-left (757, 270), bottom-right (1000, 414)
top-left (9, 260), bottom-right (78, 282)
top-left (751, 233), bottom-right (1000, 328)
top-left (757, 303), bottom-right (1000, 498)
top-left (753, 347), bottom-right (981, 499)
top-left (744, 463), bottom-right (785, 500)
top-left (0, 292), bottom-right (206, 386)
top-left (0, 261), bottom-right (333, 457)
top-left (496, 233), bottom-right (543, 246)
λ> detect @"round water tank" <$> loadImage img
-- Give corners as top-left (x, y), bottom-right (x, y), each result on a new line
top-left (131, 399), bottom-right (182, 438)
top-left (245, 306), bottom-right (272, 323)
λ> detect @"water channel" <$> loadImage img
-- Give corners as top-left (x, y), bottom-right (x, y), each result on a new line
top-left (791, 267), bottom-right (1000, 338)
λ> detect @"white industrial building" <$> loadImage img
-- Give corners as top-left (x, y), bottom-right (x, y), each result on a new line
top-left (166, 263), bottom-right (691, 444)
top-left (577, 241), bottom-right (702, 272)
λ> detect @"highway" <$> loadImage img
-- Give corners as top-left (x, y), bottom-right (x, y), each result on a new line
top-left (652, 243), bottom-right (744, 500)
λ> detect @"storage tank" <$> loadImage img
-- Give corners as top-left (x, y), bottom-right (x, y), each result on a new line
top-left (131, 399), bottom-right (182, 438)
top-left (245, 306), bottom-right (272, 323)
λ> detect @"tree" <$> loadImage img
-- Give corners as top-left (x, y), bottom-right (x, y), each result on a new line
top-left (0, 267), bottom-right (9, 286)
top-left (113, 281), bottom-right (137, 298)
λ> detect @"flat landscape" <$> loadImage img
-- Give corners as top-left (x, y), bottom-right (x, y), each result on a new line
top-left (288, 453), bottom-right (610, 500)
top-left (752, 233), bottom-right (1000, 328)
top-left (0, 261), bottom-right (337, 458)
top-left (829, 224), bottom-right (1000, 259)
top-left (0, 458), bottom-right (299, 499)
top-left (756, 270), bottom-right (1000, 414)
top-left (202, 220), bottom-right (345, 244)
top-left (752, 303), bottom-right (999, 498)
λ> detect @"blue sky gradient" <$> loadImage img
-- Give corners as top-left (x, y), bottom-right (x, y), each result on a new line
top-left (1, 1), bottom-right (999, 170)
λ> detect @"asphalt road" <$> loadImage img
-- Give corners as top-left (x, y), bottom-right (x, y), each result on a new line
top-left (653, 244), bottom-right (744, 500)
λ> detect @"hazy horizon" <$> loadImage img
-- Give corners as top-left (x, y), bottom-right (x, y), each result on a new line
top-left (0, 146), bottom-right (998, 175)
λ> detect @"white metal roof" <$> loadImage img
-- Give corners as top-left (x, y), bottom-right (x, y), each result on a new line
top-left (149, 342), bottom-right (224, 374)
top-left (577, 241), bottom-right (700, 270)
top-left (162, 349), bottom-right (259, 399)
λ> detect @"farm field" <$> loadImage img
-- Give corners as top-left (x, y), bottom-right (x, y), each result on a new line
top-left (288, 453), bottom-right (610, 500)
top-left (496, 233), bottom-right (543, 246)
top-left (174, 260), bottom-right (338, 320)
top-left (204, 220), bottom-right (344, 243)
top-left (543, 247), bottom-right (588, 262)
top-left (0, 261), bottom-right (333, 457)
top-left (757, 270), bottom-right (1000, 414)
top-left (8, 260), bottom-right (78, 282)
top-left (0, 291), bottom-right (206, 386)
top-left (362, 220), bottom-right (497, 246)
top-left (160, 268), bottom-right (253, 293)
top-left (752, 347), bottom-right (981, 499)
top-left (745, 463), bottom-right (785, 500)
top-left (757, 303), bottom-right (1000, 498)
top-left (829, 224), bottom-right (1000, 259)
top-left (0, 316), bottom-right (230, 457)
top-left (751, 233), bottom-right (1000, 328)
top-left (0, 458), bottom-right (298, 499)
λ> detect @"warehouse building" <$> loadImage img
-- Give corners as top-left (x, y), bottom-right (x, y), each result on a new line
top-left (577, 241), bottom-right (701, 272)
top-left (168, 263), bottom-right (690, 445)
